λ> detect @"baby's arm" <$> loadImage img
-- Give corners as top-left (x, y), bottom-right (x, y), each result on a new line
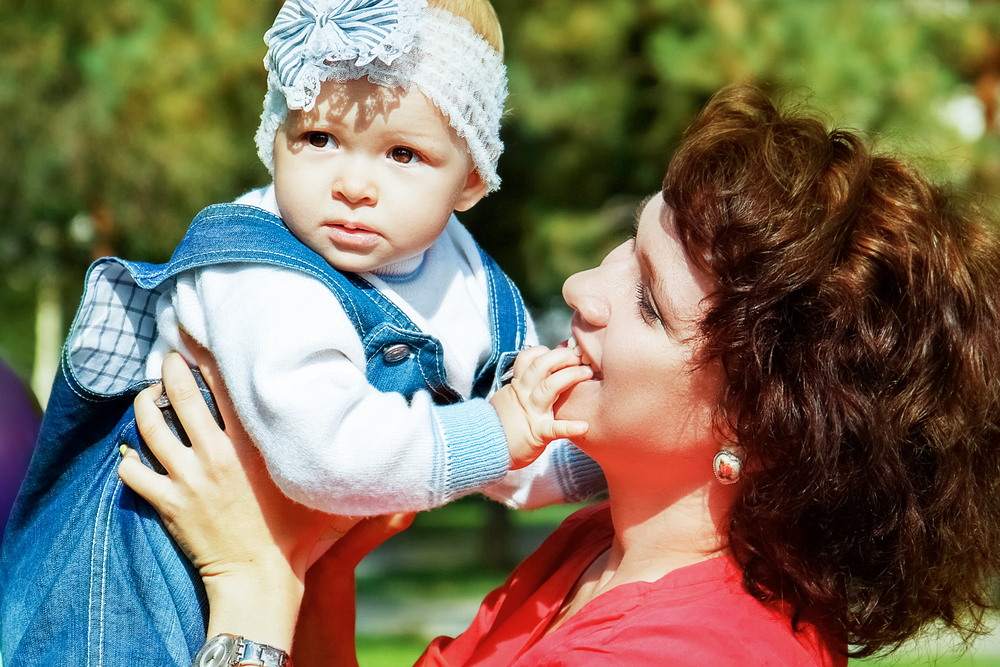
top-left (490, 346), bottom-right (592, 470)
top-left (165, 265), bottom-right (510, 516)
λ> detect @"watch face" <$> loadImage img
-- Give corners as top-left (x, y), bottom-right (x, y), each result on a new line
top-left (194, 634), bottom-right (237, 667)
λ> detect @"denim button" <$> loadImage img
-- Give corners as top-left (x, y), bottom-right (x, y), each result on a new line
top-left (382, 344), bottom-right (412, 363)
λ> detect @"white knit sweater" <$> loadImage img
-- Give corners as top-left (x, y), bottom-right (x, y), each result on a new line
top-left (144, 186), bottom-right (599, 516)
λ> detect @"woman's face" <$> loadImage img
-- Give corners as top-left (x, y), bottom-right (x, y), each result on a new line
top-left (557, 193), bottom-right (723, 477)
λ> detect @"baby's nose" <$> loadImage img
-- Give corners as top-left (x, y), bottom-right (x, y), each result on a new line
top-left (332, 161), bottom-right (377, 205)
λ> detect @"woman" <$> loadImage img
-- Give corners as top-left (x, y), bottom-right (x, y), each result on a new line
top-left (120, 84), bottom-right (1000, 666)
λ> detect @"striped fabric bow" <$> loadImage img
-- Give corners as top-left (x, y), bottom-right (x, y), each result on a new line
top-left (264, 0), bottom-right (423, 96)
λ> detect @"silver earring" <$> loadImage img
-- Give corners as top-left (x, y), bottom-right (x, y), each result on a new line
top-left (713, 450), bottom-right (743, 485)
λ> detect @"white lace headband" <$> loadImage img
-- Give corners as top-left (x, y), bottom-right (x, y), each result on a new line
top-left (255, 0), bottom-right (507, 192)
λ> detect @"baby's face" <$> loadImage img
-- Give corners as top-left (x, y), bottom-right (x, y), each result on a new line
top-left (272, 78), bottom-right (486, 273)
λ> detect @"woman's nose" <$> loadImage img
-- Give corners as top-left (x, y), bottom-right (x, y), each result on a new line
top-left (562, 265), bottom-right (610, 328)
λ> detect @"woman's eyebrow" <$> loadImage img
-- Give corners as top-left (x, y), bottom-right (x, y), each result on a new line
top-left (630, 194), bottom-right (656, 238)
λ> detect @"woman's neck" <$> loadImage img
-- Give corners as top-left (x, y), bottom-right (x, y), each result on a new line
top-left (547, 472), bottom-right (735, 635)
top-left (604, 474), bottom-right (734, 583)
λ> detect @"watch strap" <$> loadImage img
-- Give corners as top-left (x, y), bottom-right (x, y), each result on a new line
top-left (237, 637), bottom-right (292, 667)
top-left (192, 633), bottom-right (292, 667)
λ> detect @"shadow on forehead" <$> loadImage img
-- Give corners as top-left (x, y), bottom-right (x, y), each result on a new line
top-left (311, 79), bottom-right (405, 132)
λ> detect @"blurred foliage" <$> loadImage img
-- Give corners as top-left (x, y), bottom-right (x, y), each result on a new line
top-left (470, 0), bottom-right (1000, 320)
top-left (1, 0), bottom-right (999, 372)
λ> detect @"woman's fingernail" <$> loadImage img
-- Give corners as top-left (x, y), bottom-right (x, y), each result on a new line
top-left (119, 444), bottom-right (129, 457)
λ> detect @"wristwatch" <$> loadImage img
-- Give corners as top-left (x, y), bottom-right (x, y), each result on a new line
top-left (191, 633), bottom-right (292, 667)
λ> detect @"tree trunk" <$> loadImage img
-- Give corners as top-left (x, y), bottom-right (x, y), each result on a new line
top-left (481, 501), bottom-right (514, 571)
top-left (30, 274), bottom-right (62, 409)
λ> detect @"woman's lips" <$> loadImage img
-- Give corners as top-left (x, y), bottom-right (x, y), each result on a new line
top-left (325, 223), bottom-right (381, 249)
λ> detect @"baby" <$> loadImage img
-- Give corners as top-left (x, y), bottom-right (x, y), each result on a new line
top-left (0, 1), bottom-right (603, 665)
top-left (140, 0), bottom-right (600, 517)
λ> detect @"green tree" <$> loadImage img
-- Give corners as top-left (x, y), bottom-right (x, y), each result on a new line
top-left (2, 0), bottom-right (998, 386)
top-left (0, 0), bottom-right (280, 390)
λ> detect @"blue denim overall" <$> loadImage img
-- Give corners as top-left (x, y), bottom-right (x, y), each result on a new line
top-left (0, 204), bottom-right (528, 667)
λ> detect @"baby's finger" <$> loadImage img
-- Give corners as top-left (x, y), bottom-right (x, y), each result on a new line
top-left (134, 383), bottom-right (190, 475)
top-left (518, 347), bottom-right (588, 389)
top-left (538, 419), bottom-right (589, 442)
top-left (511, 345), bottom-right (550, 379)
top-left (525, 365), bottom-right (594, 412)
top-left (118, 446), bottom-right (174, 513)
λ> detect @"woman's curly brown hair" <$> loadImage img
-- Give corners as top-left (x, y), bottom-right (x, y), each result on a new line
top-left (663, 84), bottom-right (1000, 657)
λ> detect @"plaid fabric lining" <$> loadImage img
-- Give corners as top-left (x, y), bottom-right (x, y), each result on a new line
top-left (68, 263), bottom-right (167, 395)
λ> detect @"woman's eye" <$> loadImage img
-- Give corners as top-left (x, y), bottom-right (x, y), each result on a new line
top-left (307, 132), bottom-right (334, 148)
top-left (390, 147), bottom-right (419, 164)
top-left (636, 283), bottom-right (661, 325)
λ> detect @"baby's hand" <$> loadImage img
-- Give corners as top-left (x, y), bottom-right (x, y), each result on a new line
top-left (490, 345), bottom-right (591, 470)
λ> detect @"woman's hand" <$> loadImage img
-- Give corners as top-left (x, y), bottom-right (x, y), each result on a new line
top-left (491, 345), bottom-right (591, 469)
top-left (293, 512), bottom-right (415, 667)
top-left (118, 340), bottom-right (343, 649)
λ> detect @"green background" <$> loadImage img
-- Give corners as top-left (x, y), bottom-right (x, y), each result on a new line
top-left (3, 0), bottom-right (999, 378)
top-left (3, 0), bottom-right (1000, 663)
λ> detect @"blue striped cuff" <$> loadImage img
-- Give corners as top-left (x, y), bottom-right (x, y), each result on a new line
top-left (433, 399), bottom-right (510, 501)
top-left (555, 442), bottom-right (607, 502)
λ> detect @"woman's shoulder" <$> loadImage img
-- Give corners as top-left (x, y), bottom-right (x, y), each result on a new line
top-left (522, 555), bottom-right (846, 667)
top-left (501, 500), bottom-right (615, 591)
top-left (626, 557), bottom-right (845, 666)
top-left (534, 501), bottom-right (615, 558)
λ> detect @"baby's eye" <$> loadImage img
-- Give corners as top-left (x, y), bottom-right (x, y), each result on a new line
top-left (307, 132), bottom-right (335, 148)
top-left (390, 147), bottom-right (420, 164)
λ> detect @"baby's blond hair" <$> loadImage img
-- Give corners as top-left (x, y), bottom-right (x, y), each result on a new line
top-left (427, 0), bottom-right (503, 55)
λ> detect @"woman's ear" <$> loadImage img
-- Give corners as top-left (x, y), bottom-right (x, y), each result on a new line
top-left (454, 169), bottom-right (489, 212)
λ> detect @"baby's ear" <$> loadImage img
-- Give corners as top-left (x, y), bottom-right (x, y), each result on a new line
top-left (454, 169), bottom-right (489, 212)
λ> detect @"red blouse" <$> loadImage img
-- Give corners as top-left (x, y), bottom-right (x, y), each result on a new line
top-left (416, 501), bottom-right (845, 667)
